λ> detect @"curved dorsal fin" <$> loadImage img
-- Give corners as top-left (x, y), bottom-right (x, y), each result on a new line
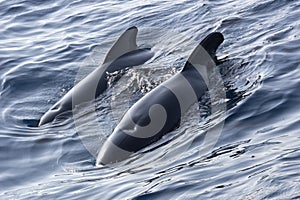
top-left (183, 32), bottom-right (224, 71)
top-left (103, 26), bottom-right (138, 64)
top-left (182, 32), bottom-right (224, 86)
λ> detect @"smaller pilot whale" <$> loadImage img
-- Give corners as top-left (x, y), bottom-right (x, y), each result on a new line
top-left (38, 27), bottom-right (154, 126)
top-left (97, 32), bottom-right (224, 165)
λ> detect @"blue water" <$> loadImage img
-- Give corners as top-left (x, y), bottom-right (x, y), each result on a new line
top-left (1, 0), bottom-right (300, 199)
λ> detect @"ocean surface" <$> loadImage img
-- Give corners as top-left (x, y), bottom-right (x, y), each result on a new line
top-left (1, 0), bottom-right (300, 199)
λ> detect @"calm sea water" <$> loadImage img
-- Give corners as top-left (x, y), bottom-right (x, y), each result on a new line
top-left (1, 0), bottom-right (300, 199)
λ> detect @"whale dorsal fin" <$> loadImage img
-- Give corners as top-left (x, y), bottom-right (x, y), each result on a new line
top-left (183, 32), bottom-right (224, 71)
top-left (103, 26), bottom-right (138, 64)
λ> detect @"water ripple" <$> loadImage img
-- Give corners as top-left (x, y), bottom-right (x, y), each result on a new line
top-left (1, 0), bottom-right (300, 199)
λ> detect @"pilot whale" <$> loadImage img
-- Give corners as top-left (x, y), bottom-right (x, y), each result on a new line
top-left (97, 32), bottom-right (224, 165)
top-left (38, 27), bottom-right (154, 126)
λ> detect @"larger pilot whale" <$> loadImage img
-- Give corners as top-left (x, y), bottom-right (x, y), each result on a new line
top-left (97, 32), bottom-right (224, 165)
top-left (38, 27), bottom-right (154, 126)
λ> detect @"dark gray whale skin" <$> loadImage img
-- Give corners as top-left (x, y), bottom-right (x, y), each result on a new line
top-left (38, 27), bottom-right (154, 126)
top-left (97, 32), bottom-right (224, 165)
